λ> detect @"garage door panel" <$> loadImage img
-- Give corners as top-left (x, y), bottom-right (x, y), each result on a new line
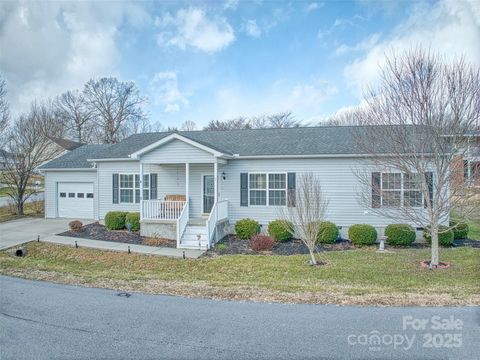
top-left (58, 182), bottom-right (94, 219)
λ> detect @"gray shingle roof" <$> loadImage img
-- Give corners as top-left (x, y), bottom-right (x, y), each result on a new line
top-left (39, 125), bottom-right (419, 169)
top-left (38, 144), bottom-right (111, 169)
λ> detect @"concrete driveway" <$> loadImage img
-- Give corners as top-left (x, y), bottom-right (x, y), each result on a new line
top-left (1, 276), bottom-right (478, 360)
top-left (0, 217), bottom-right (91, 250)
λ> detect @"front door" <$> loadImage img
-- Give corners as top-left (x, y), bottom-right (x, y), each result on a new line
top-left (203, 175), bottom-right (214, 213)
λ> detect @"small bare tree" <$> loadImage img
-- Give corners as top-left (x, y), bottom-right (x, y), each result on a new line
top-left (353, 48), bottom-right (480, 267)
top-left (1, 102), bottom-right (65, 215)
top-left (0, 76), bottom-right (9, 142)
top-left (83, 77), bottom-right (147, 144)
top-left (180, 120), bottom-right (197, 131)
top-left (267, 111), bottom-right (299, 128)
top-left (281, 173), bottom-right (329, 265)
top-left (54, 90), bottom-right (94, 143)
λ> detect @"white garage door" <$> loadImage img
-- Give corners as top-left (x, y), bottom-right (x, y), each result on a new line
top-left (58, 182), bottom-right (94, 219)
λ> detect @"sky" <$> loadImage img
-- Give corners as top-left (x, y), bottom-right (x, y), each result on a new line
top-left (0, 0), bottom-right (479, 129)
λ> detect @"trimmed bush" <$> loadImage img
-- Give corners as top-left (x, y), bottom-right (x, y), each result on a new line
top-left (348, 224), bottom-right (377, 246)
top-left (105, 211), bottom-right (128, 230)
top-left (268, 220), bottom-right (293, 242)
top-left (423, 225), bottom-right (454, 247)
top-left (250, 235), bottom-right (275, 251)
top-left (316, 221), bottom-right (339, 244)
top-left (385, 224), bottom-right (416, 246)
top-left (125, 212), bottom-right (140, 231)
top-left (450, 220), bottom-right (469, 240)
top-left (235, 218), bottom-right (261, 240)
top-left (68, 220), bottom-right (83, 232)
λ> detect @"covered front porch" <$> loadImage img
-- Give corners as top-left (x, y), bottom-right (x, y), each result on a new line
top-left (138, 161), bottom-right (228, 249)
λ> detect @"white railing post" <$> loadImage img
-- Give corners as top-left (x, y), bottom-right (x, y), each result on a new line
top-left (140, 162), bottom-right (144, 220)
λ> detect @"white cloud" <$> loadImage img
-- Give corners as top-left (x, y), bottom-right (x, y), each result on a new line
top-left (0, 1), bottom-right (149, 115)
top-left (224, 0), bottom-right (239, 11)
top-left (243, 19), bottom-right (262, 38)
top-left (344, 0), bottom-right (480, 94)
top-left (306, 2), bottom-right (323, 13)
top-left (156, 7), bottom-right (235, 53)
top-left (149, 71), bottom-right (189, 113)
top-left (334, 33), bottom-right (380, 56)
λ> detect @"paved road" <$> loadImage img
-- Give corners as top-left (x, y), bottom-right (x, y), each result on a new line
top-left (0, 276), bottom-right (478, 359)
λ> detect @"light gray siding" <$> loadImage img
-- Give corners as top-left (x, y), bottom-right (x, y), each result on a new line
top-left (141, 139), bottom-right (215, 164)
top-left (44, 170), bottom-right (97, 219)
top-left (220, 158), bottom-right (430, 230)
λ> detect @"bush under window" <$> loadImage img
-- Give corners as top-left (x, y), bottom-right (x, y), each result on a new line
top-left (268, 220), bottom-right (293, 242)
top-left (235, 218), bottom-right (261, 240)
top-left (105, 211), bottom-right (128, 230)
top-left (348, 224), bottom-right (377, 246)
top-left (316, 221), bottom-right (339, 244)
top-left (385, 224), bottom-right (416, 246)
top-left (126, 212), bottom-right (140, 231)
top-left (423, 225), bottom-right (454, 247)
top-left (449, 220), bottom-right (469, 240)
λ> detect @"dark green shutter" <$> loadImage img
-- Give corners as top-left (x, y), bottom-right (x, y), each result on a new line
top-left (372, 172), bottom-right (381, 208)
top-left (150, 173), bottom-right (157, 200)
top-left (240, 173), bottom-right (248, 206)
top-left (424, 172), bottom-right (434, 208)
top-left (112, 174), bottom-right (119, 204)
top-left (287, 172), bottom-right (296, 207)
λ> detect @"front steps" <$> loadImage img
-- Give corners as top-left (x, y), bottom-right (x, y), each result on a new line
top-left (180, 217), bottom-right (209, 249)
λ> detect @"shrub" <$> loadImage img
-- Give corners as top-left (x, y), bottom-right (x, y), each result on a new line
top-left (235, 218), bottom-right (261, 240)
top-left (450, 220), bottom-right (469, 240)
top-left (348, 224), bottom-right (377, 246)
top-left (423, 225), bottom-right (454, 246)
top-left (105, 211), bottom-right (128, 230)
top-left (268, 220), bottom-right (293, 242)
top-left (384, 224), bottom-right (416, 246)
top-left (68, 220), bottom-right (83, 232)
top-left (250, 235), bottom-right (275, 251)
top-left (316, 221), bottom-right (339, 244)
top-left (125, 212), bottom-right (140, 231)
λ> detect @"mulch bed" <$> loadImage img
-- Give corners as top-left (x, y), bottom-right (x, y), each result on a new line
top-left (205, 235), bottom-right (480, 257)
top-left (59, 223), bottom-right (176, 248)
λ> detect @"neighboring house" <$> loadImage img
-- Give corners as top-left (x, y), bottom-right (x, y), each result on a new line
top-left (0, 149), bottom-right (15, 171)
top-left (38, 126), bottom-right (442, 249)
top-left (450, 132), bottom-right (480, 190)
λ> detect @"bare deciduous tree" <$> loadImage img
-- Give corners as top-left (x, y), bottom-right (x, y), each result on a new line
top-left (353, 48), bottom-right (480, 267)
top-left (0, 76), bottom-right (9, 142)
top-left (1, 102), bottom-right (65, 215)
top-left (322, 107), bottom-right (364, 126)
top-left (281, 173), bottom-right (329, 265)
top-left (83, 77), bottom-right (147, 144)
top-left (203, 117), bottom-right (252, 131)
top-left (267, 111), bottom-right (299, 128)
top-left (54, 90), bottom-right (94, 143)
top-left (204, 112), bottom-right (300, 131)
top-left (180, 120), bottom-right (197, 131)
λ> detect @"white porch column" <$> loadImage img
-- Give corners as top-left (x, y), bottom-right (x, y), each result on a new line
top-left (185, 162), bottom-right (190, 202)
top-left (214, 159), bottom-right (218, 204)
top-left (140, 161), bottom-right (144, 219)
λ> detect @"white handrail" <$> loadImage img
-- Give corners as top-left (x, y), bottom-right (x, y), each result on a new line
top-left (206, 200), bottom-right (228, 248)
top-left (142, 200), bottom-right (186, 220)
top-left (176, 201), bottom-right (189, 248)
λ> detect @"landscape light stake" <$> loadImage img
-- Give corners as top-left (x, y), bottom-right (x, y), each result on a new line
top-left (37, 235), bottom-right (40, 242)
top-left (75, 241), bottom-right (78, 248)
top-left (128, 246), bottom-right (131, 254)
top-left (183, 251), bottom-right (185, 260)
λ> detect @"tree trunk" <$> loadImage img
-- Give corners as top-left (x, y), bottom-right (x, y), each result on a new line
top-left (308, 248), bottom-right (317, 266)
top-left (430, 224), bottom-right (439, 266)
top-left (17, 201), bottom-right (24, 216)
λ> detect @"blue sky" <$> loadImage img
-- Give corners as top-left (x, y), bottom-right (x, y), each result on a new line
top-left (1, 0), bottom-right (479, 128)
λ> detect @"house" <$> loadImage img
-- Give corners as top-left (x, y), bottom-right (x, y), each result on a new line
top-left (0, 149), bottom-right (15, 170)
top-left (450, 132), bottom-right (480, 190)
top-left (38, 126), bottom-right (441, 249)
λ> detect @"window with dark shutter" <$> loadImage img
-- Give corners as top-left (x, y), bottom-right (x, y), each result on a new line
top-left (240, 173), bottom-right (248, 206)
top-left (371, 172), bottom-right (381, 208)
top-left (112, 173), bottom-right (119, 204)
top-left (287, 172), bottom-right (296, 207)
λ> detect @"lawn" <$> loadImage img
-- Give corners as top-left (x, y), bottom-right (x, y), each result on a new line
top-left (1, 242), bottom-right (479, 306)
top-left (0, 201), bottom-right (44, 223)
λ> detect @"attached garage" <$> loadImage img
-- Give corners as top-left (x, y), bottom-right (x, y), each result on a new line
top-left (57, 182), bottom-right (94, 219)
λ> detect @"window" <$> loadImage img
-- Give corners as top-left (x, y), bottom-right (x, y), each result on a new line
top-left (68, 193), bottom-right (75, 198)
top-left (379, 173), bottom-right (424, 208)
top-left (86, 193), bottom-right (94, 199)
top-left (60, 192), bottom-right (66, 198)
top-left (77, 193), bottom-right (84, 198)
top-left (249, 173), bottom-right (287, 206)
top-left (119, 173), bottom-right (150, 203)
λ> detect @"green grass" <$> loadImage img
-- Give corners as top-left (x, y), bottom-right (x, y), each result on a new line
top-left (1, 242), bottom-right (479, 305)
top-left (0, 201), bottom-right (44, 223)
top-left (465, 219), bottom-right (480, 241)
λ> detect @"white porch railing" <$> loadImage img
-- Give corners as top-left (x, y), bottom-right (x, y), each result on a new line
top-left (206, 200), bottom-right (228, 248)
top-left (142, 200), bottom-right (186, 220)
top-left (176, 201), bottom-right (189, 248)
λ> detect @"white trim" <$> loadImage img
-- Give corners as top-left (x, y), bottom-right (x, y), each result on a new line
top-left (41, 168), bottom-right (97, 172)
top-left (87, 158), bottom-right (135, 162)
top-left (234, 153), bottom-right (436, 159)
top-left (129, 133), bottom-right (228, 159)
